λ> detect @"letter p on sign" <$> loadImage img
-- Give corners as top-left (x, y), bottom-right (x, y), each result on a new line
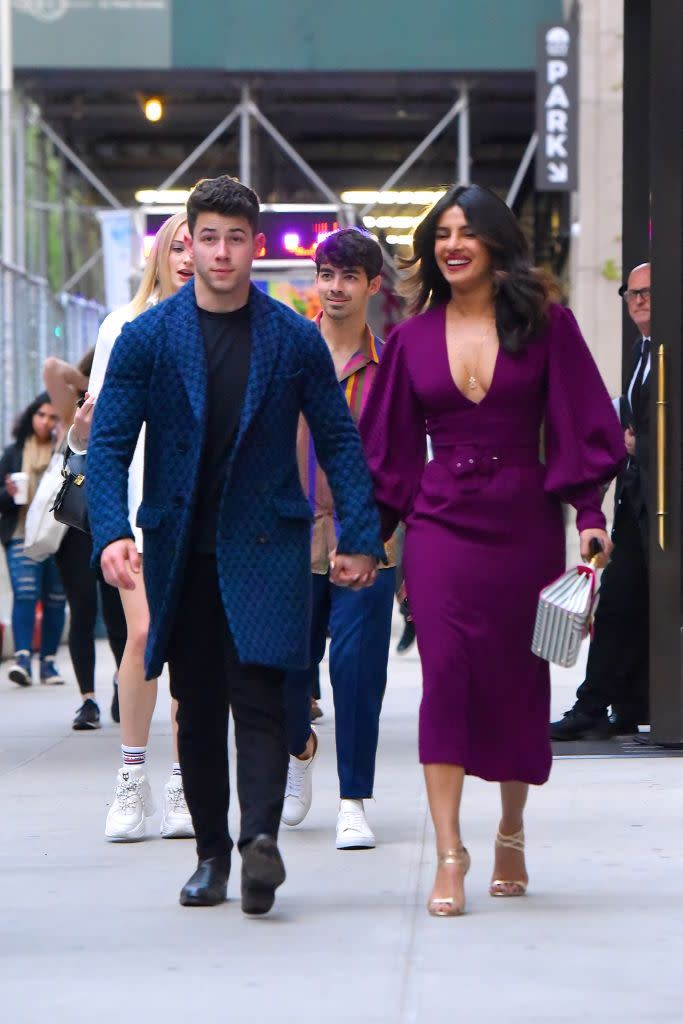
top-left (547, 60), bottom-right (568, 84)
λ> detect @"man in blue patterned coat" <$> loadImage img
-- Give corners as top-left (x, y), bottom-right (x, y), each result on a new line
top-left (87, 177), bottom-right (383, 915)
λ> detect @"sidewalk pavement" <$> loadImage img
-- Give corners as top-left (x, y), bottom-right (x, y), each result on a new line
top-left (1, 618), bottom-right (681, 1024)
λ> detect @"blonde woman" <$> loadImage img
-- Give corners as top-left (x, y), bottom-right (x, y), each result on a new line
top-left (71, 212), bottom-right (194, 841)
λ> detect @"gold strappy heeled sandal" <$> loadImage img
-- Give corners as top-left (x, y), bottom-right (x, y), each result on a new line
top-left (427, 845), bottom-right (471, 917)
top-left (489, 828), bottom-right (528, 897)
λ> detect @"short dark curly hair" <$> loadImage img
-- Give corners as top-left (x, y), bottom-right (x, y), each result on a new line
top-left (187, 175), bottom-right (260, 235)
top-left (314, 227), bottom-right (383, 281)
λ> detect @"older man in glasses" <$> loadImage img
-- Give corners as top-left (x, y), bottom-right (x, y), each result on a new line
top-left (551, 262), bottom-right (651, 740)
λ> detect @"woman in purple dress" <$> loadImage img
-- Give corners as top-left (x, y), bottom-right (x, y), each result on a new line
top-left (359, 185), bottom-right (625, 916)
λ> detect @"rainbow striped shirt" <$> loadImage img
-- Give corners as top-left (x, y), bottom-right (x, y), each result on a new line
top-left (297, 313), bottom-right (395, 573)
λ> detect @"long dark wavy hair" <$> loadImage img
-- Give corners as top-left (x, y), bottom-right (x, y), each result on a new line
top-left (402, 184), bottom-right (557, 352)
top-left (12, 392), bottom-right (53, 444)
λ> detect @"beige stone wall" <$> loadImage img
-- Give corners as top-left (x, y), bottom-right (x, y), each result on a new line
top-left (569, 0), bottom-right (624, 395)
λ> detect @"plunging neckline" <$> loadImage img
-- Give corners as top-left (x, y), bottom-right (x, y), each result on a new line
top-left (441, 305), bottom-right (501, 408)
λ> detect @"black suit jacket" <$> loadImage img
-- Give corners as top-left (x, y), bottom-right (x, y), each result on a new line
top-left (616, 337), bottom-right (649, 523)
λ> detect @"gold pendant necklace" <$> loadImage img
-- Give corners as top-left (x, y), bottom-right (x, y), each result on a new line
top-left (465, 321), bottom-right (495, 390)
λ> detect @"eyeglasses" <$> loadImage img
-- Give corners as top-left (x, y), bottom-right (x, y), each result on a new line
top-left (622, 287), bottom-right (651, 303)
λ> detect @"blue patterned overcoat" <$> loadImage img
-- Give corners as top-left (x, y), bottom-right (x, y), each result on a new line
top-left (87, 282), bottom-right (384, 678)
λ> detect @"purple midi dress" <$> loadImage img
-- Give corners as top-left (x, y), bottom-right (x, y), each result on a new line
top-left (359, 302), bottom-right (626, 785)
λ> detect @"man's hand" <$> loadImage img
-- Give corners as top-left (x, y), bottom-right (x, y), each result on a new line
top-left (72, 393), bottom-right (96, 449)
top-left (330, 553), bottom-right (377, 590)
top-left (624, 426), bottom-right (636, 457)
top-left (579, 528), bottom-right (613, 569)
top-left (101, 538), bottom-right (140, 591)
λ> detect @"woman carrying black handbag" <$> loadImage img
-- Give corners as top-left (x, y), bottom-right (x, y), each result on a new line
top-left (44, 350), bottom-right (127, 730)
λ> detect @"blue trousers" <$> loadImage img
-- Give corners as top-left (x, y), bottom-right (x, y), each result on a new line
top-left (5, 539), bottom-right (66, 656)
top-left (284, 568), bottom-right (395, 799)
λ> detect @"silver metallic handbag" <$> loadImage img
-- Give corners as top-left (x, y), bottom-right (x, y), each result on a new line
top-left (531, 542), bottom-right (602, 668)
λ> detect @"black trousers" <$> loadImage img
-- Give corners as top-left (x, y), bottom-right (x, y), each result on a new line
top-left (54, 528), bottom-right (127, 696)
top-left (168, 555), bottom-right (287, 861)
top-left (575, 493), bottom-right (649, 721)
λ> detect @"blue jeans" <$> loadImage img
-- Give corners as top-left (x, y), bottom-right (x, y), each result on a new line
top-left (284, 568), bottom-right (395, 799)
top-left (5, 539), bottom-right (66, 657)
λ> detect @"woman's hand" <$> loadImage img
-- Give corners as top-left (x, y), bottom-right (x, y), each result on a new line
top-left (72, 393), bottom-right (96, 448)
top-left (4, 474), bottom-right (17, 497)
top-left (579, 528), bottom-right (613, 569)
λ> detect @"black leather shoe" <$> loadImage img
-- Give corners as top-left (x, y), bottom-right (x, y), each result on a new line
top-left (179, 856), bottom-right (230, 907)
top-left (240, 835), bottom-right (286, 916)
top-left (606, 712), bottom-right (640, 736)
top-left (396, 620), bottom-right (416, 654)
top-left (550, 707), bottom-right (610, 741)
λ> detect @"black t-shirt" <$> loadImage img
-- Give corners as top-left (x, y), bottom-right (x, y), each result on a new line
top-left (191, 304), bottom-right (251, 553)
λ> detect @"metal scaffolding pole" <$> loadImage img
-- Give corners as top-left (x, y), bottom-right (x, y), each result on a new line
top-left (158, 103), bottom-right (242, 191)
top-left (240, 85), bottom-right (251, 187)
top-left (1, 0), bottom-right (13, 264)
top-left (1, 0), bottom-right (14, 437)
top-left (37, 118), bottom-right (122, 210)
top-left (247, 100), bottom-right (341, 205)
top-left (457, 83), bottom-right (471, 185)
top-left (506, 133), bottom-right (539, 208)
top-left (359, 94), bottom-right (467, 219)
top-left (14, 92), bottom-right (25, 269)
top-left (61, 246), bottom-right (102, 293)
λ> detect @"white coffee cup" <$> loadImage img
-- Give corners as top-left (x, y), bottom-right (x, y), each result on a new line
top-left (10, 472), bottom-right (29, 505)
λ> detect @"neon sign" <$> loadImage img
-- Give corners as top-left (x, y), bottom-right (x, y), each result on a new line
top-left (257, 213), bottom-right (340, 261)
top-left (141, 206), bottom-right (342, 265)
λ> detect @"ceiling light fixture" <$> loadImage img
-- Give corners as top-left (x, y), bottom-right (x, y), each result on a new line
top-left (341, 189), bottom-right (446, 206)
top-left (135, 188), bottom-right (191, 205)
top-left (144, 96), bottom-right (164, 123)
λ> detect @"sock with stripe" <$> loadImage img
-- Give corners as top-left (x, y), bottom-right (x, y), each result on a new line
top-left (121, 745), bottom-right (146, 768)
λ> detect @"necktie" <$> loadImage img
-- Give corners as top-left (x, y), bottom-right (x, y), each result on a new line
top-left (630, 336), bottom-right (650, 418)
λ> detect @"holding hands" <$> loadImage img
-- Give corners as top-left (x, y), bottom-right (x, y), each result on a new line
top-left (330, 552), bottom-right (378, 590)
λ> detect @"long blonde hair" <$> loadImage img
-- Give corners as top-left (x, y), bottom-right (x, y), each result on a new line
top-left (129, 211), bottom-right (189, 317)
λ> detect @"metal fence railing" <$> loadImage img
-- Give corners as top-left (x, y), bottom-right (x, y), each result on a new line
top-left (0, 261), bottom-right (105, 442)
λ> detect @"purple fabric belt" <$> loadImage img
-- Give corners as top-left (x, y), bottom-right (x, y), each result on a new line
top-left (431, 442), bottom-right (541, 490)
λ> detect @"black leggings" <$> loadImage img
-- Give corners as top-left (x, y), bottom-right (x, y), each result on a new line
top-left (54, 528), bottom-right (127, 697)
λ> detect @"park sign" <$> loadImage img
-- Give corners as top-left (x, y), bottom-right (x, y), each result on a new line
top-left (535, 23), bottom-right (578, 191)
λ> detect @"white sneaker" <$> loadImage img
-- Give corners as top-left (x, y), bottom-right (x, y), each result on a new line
top-left (104, 765), bottom-right (156, 841)
top-left (281, 731), bottom-right (318, 826)
top-left (336, 798), bottom-right (376, 850)
top-left (160, 775), bottom-right (195, 839)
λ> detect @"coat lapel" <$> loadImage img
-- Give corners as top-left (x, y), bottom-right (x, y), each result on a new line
top-left (232, 286), bottom-right (281, 453)
top-left (167, 282), bottom-right (207, 424)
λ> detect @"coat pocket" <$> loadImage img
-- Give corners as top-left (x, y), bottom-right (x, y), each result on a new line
top-left (272, 496), bottom-right (313, 521)
top-left (135, 503), bottom-right (165, 530)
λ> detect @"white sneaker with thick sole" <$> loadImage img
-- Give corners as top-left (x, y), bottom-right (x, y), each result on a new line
top-left (336, 798), bottom-right (376, 850)
top-left (160, 775), bottom-right (195, 838)
top-left (105, 765), bottom-right (156, 841)
top-left (281, 731), bottom-right (318, 826)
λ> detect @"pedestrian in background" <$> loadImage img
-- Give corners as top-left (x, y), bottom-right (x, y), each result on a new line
top-left (43, 349), bottom-right (128, 731)
top-left (360, 183), bottom-right (625, 916)
top-left (0, 394), bottom-right (66, 687)
top-left (551, 262), bottom-right (652, 739)
top-left (70, 211), bottom-right (195, 840)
